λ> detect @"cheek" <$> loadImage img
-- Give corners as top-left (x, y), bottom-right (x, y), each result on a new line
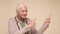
top-left (19, 12), bottom-right (23, 16)
top-left (17, 11), bottom-right (21, 16)
top-left (18, 12), bottom-right (25, 16)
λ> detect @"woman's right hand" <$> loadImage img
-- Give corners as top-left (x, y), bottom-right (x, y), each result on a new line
top-left (28, 18), bottom-right (36, 28)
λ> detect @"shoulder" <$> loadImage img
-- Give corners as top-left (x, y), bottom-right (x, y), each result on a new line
top-left (26, 18), bottom-right (31, 22)
top-left (27, 18), bottom-right (31, 21)
top-left (8, 17), bottom-right (15, 23)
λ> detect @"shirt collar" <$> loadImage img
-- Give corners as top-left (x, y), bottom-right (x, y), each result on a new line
top-left (15, 16), bottom-right (27, 23)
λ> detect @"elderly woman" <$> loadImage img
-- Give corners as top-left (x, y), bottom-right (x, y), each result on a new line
top-left (8, 2), bottom-right (51, 34)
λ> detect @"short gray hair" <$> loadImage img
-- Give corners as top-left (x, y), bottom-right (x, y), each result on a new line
top-left (16, 1), bottom-right (27, 11)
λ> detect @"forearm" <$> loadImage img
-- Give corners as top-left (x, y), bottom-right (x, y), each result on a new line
top-left (36, 23), bottom-right (49, 34)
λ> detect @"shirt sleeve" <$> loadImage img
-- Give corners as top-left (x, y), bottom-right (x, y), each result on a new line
top-left (36, 23), bottom-right (49, 34)
top-left (31, 27), bottom-right (37, 34)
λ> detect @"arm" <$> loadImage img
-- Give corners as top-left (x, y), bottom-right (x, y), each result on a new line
top-left (31, 27), bottom-right (37, 34)
top-left (36, 23), bottom-right (49, 34)
top-left (36, 15), bottom-right (51, 34)
top-left (31, 23), bottom-right (49, 34)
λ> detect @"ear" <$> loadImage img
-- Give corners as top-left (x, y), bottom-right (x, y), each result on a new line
top-left (16, 10), bottom-right (19, 15)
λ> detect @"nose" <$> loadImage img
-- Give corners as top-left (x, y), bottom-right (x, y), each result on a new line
top-left (23, 11), bottom-right (27, 14)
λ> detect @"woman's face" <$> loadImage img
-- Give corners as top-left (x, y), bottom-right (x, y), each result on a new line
top-left (17, 6), bottom-right (27, 19)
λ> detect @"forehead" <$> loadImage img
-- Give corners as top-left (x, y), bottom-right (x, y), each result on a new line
top-left (20, 6), bottom-right (27, 10)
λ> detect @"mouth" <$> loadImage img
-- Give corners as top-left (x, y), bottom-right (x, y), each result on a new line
top-left (21, 15), bottom-right (27, 18)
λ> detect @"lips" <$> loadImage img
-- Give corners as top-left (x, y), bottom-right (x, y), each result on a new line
top-left (21, 14), bottom-right (27, 17)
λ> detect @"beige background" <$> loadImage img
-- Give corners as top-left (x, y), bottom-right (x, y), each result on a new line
top-left (0, 0), bottom-right (60, 34)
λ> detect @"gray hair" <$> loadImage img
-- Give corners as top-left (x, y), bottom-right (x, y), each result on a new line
top-left (16, 1), bottom-right (27, 11)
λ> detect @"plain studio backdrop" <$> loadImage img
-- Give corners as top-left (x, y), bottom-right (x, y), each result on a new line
top-left (0, 0), bottom-right (60, 34)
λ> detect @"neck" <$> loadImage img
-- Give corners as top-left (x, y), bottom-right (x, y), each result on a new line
top-left (17, 15), bottom-right (25, 22)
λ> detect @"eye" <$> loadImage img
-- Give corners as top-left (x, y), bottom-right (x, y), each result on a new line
top-left (21, 10), bottom-right (27, 12)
